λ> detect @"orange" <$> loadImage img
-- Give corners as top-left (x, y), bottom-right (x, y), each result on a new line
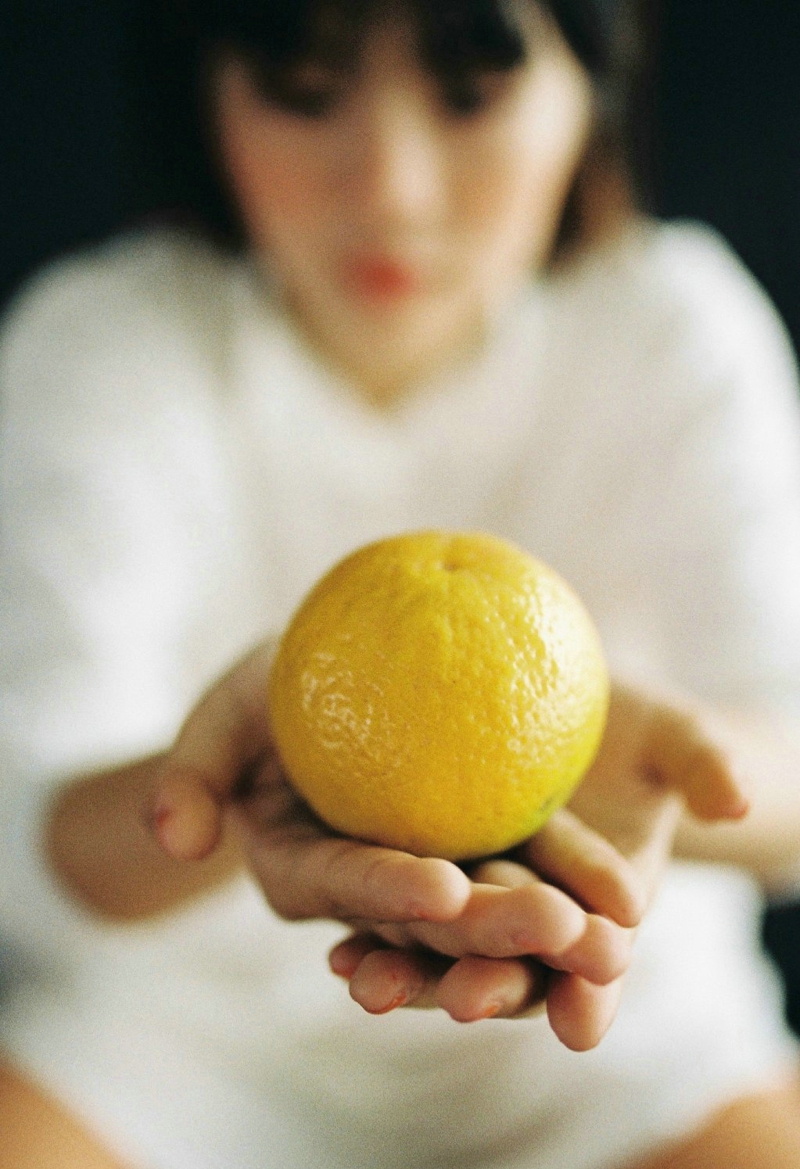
top-left (268, 530), bottom-right (609, 861)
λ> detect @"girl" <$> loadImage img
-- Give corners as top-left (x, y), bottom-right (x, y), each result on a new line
top-left (3, 2), bottom-right (800, 1167)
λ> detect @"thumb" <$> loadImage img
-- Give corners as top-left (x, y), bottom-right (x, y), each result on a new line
top-left (151, 764), bottom-right (233, 863)
top-left (150, 652), bottom-right (276, 860)
top-left (646, 704), bottom-right (750, 822)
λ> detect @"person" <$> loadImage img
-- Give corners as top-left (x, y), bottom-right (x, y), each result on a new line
top-left (2, 1), bottom-right (800, 1166)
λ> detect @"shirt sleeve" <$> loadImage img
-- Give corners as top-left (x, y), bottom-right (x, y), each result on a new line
top-left (0, 254), bottom-right (192, 950)
top-left (616, 226), bottom-right (800, 712)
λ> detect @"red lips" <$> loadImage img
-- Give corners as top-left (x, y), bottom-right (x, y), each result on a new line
top-left (344, 256), bottom-right (421, 300)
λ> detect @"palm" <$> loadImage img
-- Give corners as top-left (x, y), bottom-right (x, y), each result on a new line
top-left (565, 685), bottom-right (684, 897)
top-left (560, 681), bottom-right (744, 900)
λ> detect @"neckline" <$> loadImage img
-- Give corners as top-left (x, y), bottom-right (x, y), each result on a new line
top-left (236, 259), bottom-right (547, 439)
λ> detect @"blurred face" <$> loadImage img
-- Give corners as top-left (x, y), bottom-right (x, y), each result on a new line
top-left (213, 6), bottom-right (593, 402)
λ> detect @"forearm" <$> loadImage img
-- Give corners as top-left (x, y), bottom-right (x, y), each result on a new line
top-left (45, 755), bottom-right (244, 922)
top-left (674, 712), bottom-right (800, 895)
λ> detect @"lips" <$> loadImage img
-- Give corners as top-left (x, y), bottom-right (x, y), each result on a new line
top-left (344, 255), bottom-right (422, 300)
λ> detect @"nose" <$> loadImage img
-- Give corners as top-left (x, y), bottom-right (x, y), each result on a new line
top-left (344, 84), bottom-right (445, 229)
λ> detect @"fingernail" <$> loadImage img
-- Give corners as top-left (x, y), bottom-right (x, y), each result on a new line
top-left (453, 1001), bottom-right (502, 1023)
top-left (729, 795), bottom-right (750, 819)
top-left (406, 901), bottom-right (435, 921)
top-left (368, 992), bottom-right (409, 1015)
top-left (329, 951), bottom-right (360, 979)
top-left (154, 804), bottom-right (173, 827)
top-left (154, 804), bottom-right (174, 833)
top-left (146, 802), bottom-right (176, 850)
top-left (142, 803), bottom-right (167, 832)
top-left (475, 1001), bottom-right (502, 1020)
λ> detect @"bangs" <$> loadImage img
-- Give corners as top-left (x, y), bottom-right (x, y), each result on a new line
top-left (161, 0), bottom-right (640, 253)
top-left (189, 0), bottom-right (534, 78)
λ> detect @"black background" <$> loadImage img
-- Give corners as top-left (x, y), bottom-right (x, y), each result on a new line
top-left (3, 0), bottom-right (800, 1033)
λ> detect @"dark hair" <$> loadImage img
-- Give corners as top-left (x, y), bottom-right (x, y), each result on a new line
top-left (137, 0), bottom-right (652, 256)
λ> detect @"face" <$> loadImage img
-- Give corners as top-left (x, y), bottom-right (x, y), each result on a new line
top-left (213, 6), bottom-right (593, 402)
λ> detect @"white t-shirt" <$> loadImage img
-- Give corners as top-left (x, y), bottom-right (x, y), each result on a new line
top-left (1, 221), bottom-right (799, 1169)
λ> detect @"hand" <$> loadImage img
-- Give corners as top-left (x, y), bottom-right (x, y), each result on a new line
top-left (149, 647), bottom-right (642, 1043)
top-left (151, 642), bottom-right (469, 923)
top-left (333, 681), bottom-right (750, 1049)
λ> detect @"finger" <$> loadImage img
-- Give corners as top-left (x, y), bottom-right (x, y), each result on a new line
top-left (469, 861), bottom-right (633, 984)
top-left (347, 947), bottom-right (451, 1014)
top-left (336, 939), bottom-right (549, 1021)
top-left (243, 825), bottom-right (472, 924)
top-left (647, 705), bottom-right (750, 822)
top-left (150, 769), bottom-right (227, 861)
top-left (546, 972), bottom-right (625, 1051)
top-left (329, 934), bottom-right (382, 979)
top-left (436, 955), bottom-right (548, 1022)
top-left (469, 858), bottom-right (533, 887)
top-left (519, 809), bottom-right (647, 927)
top-left (547, 913), bottom-right (634, 985)
top-left (409, 881), bottom-right (587, 960)
top-left (152, 657), bottom-right (273, 860)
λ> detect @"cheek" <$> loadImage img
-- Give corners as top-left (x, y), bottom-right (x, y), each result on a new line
top-left (457, 73), bottom-right (592, 264)
top-left (225, 129), bottom-right (330, 251)
top-left (453, 149), bottom-right (569, 276)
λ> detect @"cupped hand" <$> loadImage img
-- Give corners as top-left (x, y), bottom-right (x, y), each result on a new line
top-left (150, 642), bottom-right (471, 924)
top-left (328, 812), bottom-right (640, 1050)
top-left (150, 644), bottom-right (622, 956)
top-left (149, 645), bottom-right (639, 1046)
top-left (151, 656), bottom-right (749, 1052)
top-left (331, 681), bottom-right (750, 1049)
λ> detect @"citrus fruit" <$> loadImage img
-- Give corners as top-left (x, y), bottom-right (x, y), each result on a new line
top-left (268, 530), bottom-right (609, 861)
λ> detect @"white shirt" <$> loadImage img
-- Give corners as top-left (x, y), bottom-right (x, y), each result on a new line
top-left (1, 221), bottom-right (799, 1169)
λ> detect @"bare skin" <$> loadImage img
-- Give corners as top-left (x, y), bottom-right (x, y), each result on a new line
top-left (12, 678), bottom-right (787, 1166)
top-left (41, 651), bottom-right (793, 1052)
top-left (46, 755), bottom-right (243, 922)
top-left (621, 1078), bottom-right (800, 1169)
top-left (212, 9), bottom-right (594, 405)
top-left (8, 10), bottom-right (800, 1167)
top-left (0, 1063), bottom-right (129, 1169)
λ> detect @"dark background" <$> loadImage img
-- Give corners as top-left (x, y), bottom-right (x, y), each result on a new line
top-left (3, 1), bottom-right (800, 1033)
